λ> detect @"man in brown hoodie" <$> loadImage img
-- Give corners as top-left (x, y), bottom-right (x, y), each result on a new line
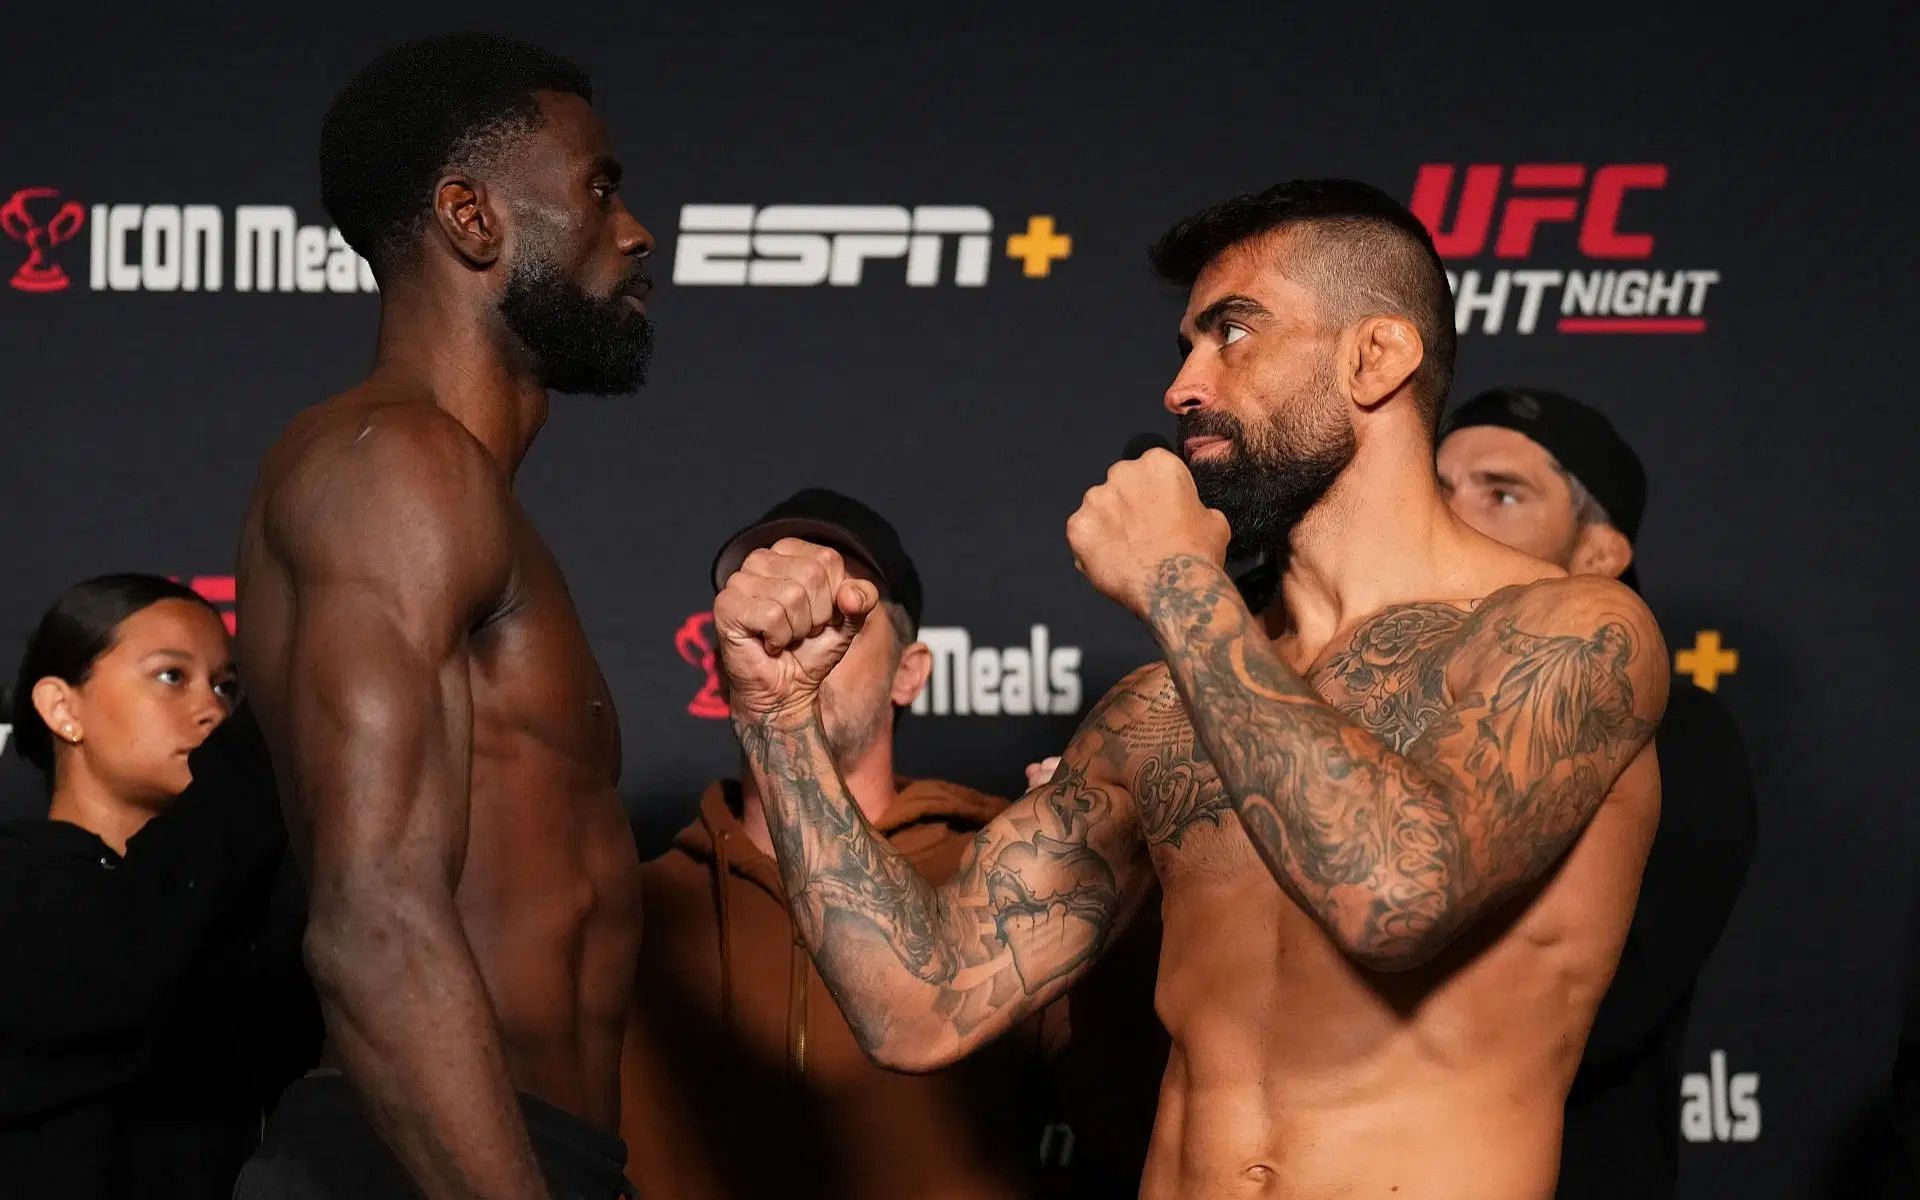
top-left (620, 489), bottom-right (1062, 1200)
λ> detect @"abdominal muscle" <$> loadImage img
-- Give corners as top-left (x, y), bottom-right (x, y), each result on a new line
top-left (1136, 872), bottom-right (1601, 1200)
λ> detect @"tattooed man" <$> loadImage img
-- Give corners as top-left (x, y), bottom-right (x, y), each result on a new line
top-left (712, 179), bottom-right (1667, 1200)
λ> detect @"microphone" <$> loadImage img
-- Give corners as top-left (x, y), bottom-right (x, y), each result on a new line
top-left (1122, 432), bottom-right (1173, 461)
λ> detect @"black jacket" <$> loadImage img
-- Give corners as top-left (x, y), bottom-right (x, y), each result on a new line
top-left (0, 706), bottom-right (319, 1198)
top-left (1557, 681), bottom-right (1758, 1199)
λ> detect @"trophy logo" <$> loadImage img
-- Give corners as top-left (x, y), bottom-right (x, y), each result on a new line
top-left (2, 188), bottom-right (86, 293)
top-left (675, 612), bottom-right (728, 719)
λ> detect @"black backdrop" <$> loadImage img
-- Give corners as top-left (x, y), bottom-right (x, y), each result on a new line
top-left (2, 4), bottom-right (1915, 1195)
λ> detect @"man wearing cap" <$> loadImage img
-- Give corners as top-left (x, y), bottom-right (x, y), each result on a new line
top-left (1437, 387), bottom-right (1757, 1200)
top-left (617, 489), bottom-right (1061, 1200)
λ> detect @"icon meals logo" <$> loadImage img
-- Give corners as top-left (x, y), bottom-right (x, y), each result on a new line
top-left (2, 188), bottom-right (376, 295)
top-left (674, 614), bottom-right (1083, 719)
top-left (1682, 1050), bottom-right (1760, 1143)
top-left (1409, 163), bottom-right (1720, 336)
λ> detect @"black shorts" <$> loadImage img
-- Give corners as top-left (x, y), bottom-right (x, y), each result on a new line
top-left (232, 1070), bottom-right (635, 1200)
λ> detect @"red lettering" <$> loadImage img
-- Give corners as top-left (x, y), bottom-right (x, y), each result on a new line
top-left (1409, 164), bottom-right (1503, 259)
top-left (1493, 164), bottom-right (1585, 258)
top-left (1579, 164), bottom-right (1666, 258)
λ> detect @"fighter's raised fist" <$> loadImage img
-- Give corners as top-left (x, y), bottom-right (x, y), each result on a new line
top-left (713, 537), bottom-right (880, 720)
top-left (1066, 448), bottom-right (1230, 619)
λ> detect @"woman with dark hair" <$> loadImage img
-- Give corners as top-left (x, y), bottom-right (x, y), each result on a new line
top-left (0, 574), bottom-right (318, 1199)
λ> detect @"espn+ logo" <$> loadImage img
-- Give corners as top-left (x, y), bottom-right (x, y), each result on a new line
top-left (674, 205), bottom-right (994, 287)
top-left (1409, 163), bottom-right (1720, 336)
top-left (672, 205), bottom-right (1072, 288)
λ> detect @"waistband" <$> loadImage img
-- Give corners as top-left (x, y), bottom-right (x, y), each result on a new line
top-left (288, 1068), bottom-right (632, 1193)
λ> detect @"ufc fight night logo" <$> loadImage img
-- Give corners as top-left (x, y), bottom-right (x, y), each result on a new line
top-left (673, 205), bottom-right (1072, 287)
top-left (1409, 164), bottom-right (1720, 336)
top-left (1681, 1050), bottom-right (1761, 1143)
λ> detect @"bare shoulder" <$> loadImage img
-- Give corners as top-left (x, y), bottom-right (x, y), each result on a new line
top-left (259, 396), bottom-right (514, 597)
top-left (1458, 574), bottom-right (1670, 758)
top-left (1486, 576), bottom-right (1667, 703)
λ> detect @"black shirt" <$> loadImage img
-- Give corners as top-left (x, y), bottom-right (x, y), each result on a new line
top-left (0, 706), bottom-right (319, 1198)
top-left (1557, 681), bottom-right (1757, 1199)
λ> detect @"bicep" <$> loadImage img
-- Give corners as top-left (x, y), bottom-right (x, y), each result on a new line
top-left (266, 420), bottom-right (511, 896)
top-left (1442, 583), bottom-right (1669, 893)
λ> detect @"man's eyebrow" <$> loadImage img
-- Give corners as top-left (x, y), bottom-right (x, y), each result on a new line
top-left (590, 156), bottom-right (623, 184)
top-left (1470, 469), bottom-right (1535, 488)
top-left (1190, 294), bottom-right (1271, 334)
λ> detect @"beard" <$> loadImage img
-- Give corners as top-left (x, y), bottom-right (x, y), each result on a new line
top-left (818, 675), bottom-right (892, 766)
top-left (1181, 358), bottom-right (1356, 562)
top-left (499, 244), bottom-right (653, 395)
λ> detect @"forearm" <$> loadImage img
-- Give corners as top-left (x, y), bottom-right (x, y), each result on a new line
top-left (305, 888), bottom-right (549, 1200)
top-left (734, 709), bottom-right (1015, 1066)
top-left (1143, 555), bottom-right (1460, 967)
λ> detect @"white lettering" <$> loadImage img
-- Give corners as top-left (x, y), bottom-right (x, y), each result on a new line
top-left (139, 205), bottom-right (181, 291)
top-left (1645, 269), bottom-right (1686, 315)
top-left (1613, 269), bottom-right (1650, 315)
top-left (970, 648), bottom-right (1003, 716)
top-left (1453, 269), bottom-right (1510, 334)
top-left (1682, 1051), bottom-right (1760, 1144)
top-left (235, 206), bottom-right (296, 292)
top-left (999, 647), bottom-right (1033, 714)
top-left (106, 203), bottom-right (142, 291)
top-left (183, 206), bottom-right (221, 290)
top-left (0, 723), bottom-right (11, 756)
top-left (677, 204), bottom-right (995, 287)
top-left (1049, 644), bottom-right (1082, 713)
top-left (1508, 270), bottom-right (1562, 334)
top-left (1685, 269), bottom-right (1720, 315)
top-left (295, 226), bottom-right (329, 293)
top-left (1562, 269), bottom-right (1606, 316)
top-left (916, 627), bottom-right (972, 716)
top-left (911, 626), bottom-right (1083, 716)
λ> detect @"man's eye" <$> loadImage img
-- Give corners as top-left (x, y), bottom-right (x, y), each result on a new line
top-left (1222, 324), bottom-right (1248, 346)
top-left (1493, 489), bottom-right (1518, 506)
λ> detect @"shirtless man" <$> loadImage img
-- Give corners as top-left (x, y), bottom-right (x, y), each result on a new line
top-left (231, 34), bottom-right (650, 1200)
top-left (712, 179), bottom-right (1667, 1199)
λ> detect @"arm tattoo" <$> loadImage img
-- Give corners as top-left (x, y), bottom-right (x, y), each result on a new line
top-left (1144, 555), bottom-right (1655, 966)
top-left (736, 707), bottom-right (1137, 1055)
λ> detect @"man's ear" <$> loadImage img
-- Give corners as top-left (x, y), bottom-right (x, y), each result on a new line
top-left (1347, 314), bottom-right (1424, 412)
top-left (892, 642), bottom-right (933, 709)
top-left (1570, 522), bottom-right (1634, 580)
top-left (431, 174), bottom-right (502, 268)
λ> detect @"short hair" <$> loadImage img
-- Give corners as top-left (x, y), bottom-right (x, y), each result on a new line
top-left (1150, 179), bottom-right (1457, 433)
top-left (7, 574), bottom-right (219, 778)
top-left (320, 33), bottom-right (592, 276)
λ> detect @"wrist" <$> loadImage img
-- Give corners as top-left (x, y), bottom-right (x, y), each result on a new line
top-left (1141, 554), bottom-right (1235, 637)
top-left (729, 697), bottom-right (821, 735)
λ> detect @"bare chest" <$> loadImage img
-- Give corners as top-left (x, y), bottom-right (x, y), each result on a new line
top-left (1128, 640), bottom-right (1457, 889)
top-left (468, 516), bottom-right (622, 790)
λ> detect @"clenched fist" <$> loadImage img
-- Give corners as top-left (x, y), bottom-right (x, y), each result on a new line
top-left (1066, 448), bottom-right (1230, 619)
top-left (713, 538), bottom-right (880, 721)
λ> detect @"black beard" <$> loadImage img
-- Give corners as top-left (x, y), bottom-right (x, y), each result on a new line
top-left (1181, 411), bottom-right (1354, 561)
top-left (499, 252), bottom-right (653, 395)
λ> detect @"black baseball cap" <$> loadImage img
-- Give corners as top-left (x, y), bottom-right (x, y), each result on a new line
top-left (709, 488), bottom-right (924, 631)
top-left (1440, 387), bottom-right (1648, 586)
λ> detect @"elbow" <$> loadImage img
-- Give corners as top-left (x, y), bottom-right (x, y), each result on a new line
top-left (1328, 899), bottom-right (1465, 974)
top-left (302, 876), bottom-right (446, 1001)
top-left (849, 1014), bottom-right (962, 1075)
